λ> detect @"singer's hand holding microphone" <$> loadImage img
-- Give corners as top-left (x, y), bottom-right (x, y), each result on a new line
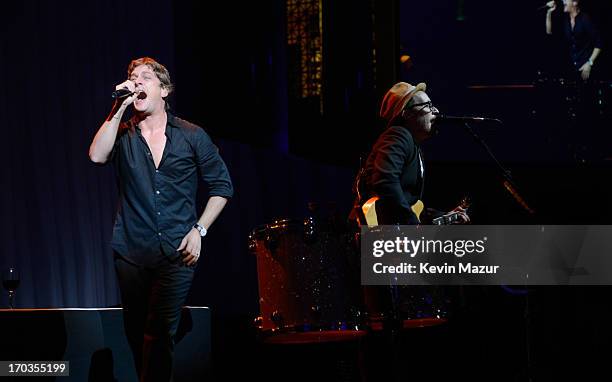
top-left (537, 1), bottom-right (557, 11)
top-left (113, 80), bottom-right (141, 108)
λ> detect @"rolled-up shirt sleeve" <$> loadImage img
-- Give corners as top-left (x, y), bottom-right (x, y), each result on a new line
top-left (193, 128), bottom-right (234, 199)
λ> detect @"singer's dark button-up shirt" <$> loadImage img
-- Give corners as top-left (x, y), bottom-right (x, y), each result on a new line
top-left (563, 12), bottom-right (602, 69)
top-left (109, 113), bottom-right (233, 265)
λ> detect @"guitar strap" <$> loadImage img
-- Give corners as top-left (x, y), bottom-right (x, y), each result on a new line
top-left (417, 147), bottom-right (425, 201)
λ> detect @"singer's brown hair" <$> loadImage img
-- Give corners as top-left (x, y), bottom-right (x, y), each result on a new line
top-left (127, 57), bottom-right (174, 109)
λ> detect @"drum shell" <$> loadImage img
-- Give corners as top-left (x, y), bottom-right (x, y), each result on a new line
top-left (250, 218), bottom-right (363, 333)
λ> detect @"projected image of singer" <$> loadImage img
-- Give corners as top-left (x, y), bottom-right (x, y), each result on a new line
top-left (88, 57), bottom-right (233, 381)
top-left (545, 0), bottom-right (602, 81)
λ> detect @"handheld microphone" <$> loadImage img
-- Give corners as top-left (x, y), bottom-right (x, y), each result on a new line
top-left (434, 114), bottom-right (502, 125)
top-left (111, 88), bottom-right (135, 99)
top-left (537, 1), bottom-right (558, 11)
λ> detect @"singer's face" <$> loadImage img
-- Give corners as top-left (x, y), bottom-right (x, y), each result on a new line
top-left (129, 64), bottom-right (169, 114)
top-left (406, 92), bottom-right (437, 141)
top-left (563, 0), bottom-right (577, 12)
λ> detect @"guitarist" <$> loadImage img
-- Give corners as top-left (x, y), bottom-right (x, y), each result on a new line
top-left (349, 82), bottom-right (469, 380)
top-left (350, 81), bottom-right (469, 226)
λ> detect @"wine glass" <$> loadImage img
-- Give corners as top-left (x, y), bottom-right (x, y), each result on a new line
top-left (2, 268), bottom-right (20, 309)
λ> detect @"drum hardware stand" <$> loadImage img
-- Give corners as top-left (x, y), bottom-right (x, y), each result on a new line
top-left (271, 310), bottom-right (284, 331)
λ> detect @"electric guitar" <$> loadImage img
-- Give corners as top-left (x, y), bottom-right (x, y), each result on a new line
top-left (361, 196), bottom-right (470, 226)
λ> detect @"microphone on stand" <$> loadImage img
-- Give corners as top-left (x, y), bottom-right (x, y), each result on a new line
top-left (434, 113), bottom-right (503, 125)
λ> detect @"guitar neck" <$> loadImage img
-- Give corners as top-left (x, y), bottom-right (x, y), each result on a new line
top-left (432, 197), bottom-right (470, 225)
top-left (432, 212), bottom-right (462, 225)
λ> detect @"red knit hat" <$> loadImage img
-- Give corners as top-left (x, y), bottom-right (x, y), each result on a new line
top-left (379, 82), bottom-right (427, 123)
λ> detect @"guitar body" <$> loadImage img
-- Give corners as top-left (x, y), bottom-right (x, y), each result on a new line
top-left (361, 197), bottom-right (424, 226)
top-left (361, 196), bottom-right (468, 226)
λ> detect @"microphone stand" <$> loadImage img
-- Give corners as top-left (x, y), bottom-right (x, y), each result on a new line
top-left (462, 121), bottom-right (535, 382)
top-left (462, 122), bottom-right (534, 215)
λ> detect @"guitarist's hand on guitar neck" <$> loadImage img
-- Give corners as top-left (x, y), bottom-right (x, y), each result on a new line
top-left (433, 197), bottom-right (471, 225)
top-left (447, 205), bottom-right (470, 224)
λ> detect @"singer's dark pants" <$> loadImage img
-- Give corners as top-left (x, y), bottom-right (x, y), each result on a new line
top-left (114, 253), bottom-right (194, 382)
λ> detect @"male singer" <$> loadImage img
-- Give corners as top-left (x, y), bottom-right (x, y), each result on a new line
top-left (546, 0), bottom-right (602, 80)
top-left (89, 57), bottom-right (233, 381)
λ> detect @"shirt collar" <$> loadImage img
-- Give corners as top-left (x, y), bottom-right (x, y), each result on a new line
top-left (131, 112), bottom-right (176, 142)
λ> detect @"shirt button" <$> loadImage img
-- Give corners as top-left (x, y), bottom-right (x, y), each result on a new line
top-left (156, 190), bottom-right (160, 195)
top-left (155, 170), bottom-right (159, 173)
top-left (157, 212), bottom-right (161, 215)
top-left (158, 232), bottom-right (162, 236)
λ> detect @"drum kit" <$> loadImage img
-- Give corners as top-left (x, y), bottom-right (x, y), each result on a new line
top-left (249, 210), bottom-right (452, 345)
